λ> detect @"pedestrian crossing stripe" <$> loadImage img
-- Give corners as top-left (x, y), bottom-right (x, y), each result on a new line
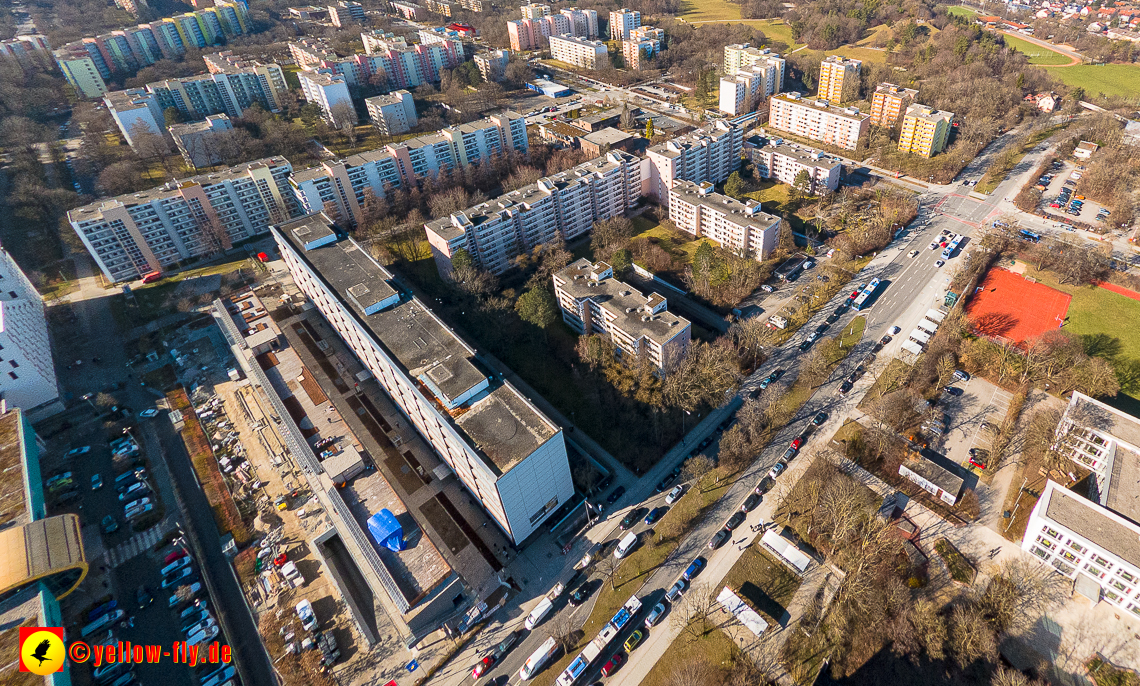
top-left (103, 520), bottom-right (176, 568)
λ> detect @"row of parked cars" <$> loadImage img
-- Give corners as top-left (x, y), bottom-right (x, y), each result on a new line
top-left (101, 467), bottom-right (153, 534)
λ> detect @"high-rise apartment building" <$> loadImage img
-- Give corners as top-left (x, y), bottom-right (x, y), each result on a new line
top-left (817, 55), bottom-right (861, 105)
top-left (549, 35), bottom-right (608, 69)
top-left (723, 44), bottom-right (785, 90)
top-left (768, 93), bottom-right (869, 151)
top-left (149, 63), bottom-right (287, 118)
top-left (291, 112), bottom-right (527, 223)
top-left (644, 120), bottom-right (743, 201)
top-left (0, 249), bottom-right (60, 412)
top-left (424, 151), bottom-right (642, 276)
top-left (0, 34), bottom-right (51, 69)
top-left (104, 88), bottom-right (166, 148)
top-left (507, 15), bottom-right (570, 51)
top-left (622, 26), bottom-right (663, 69)
top-left (328, 0), bottom-right (365, 26)
top-left (298, 70), bottom-right (356, 125)
top-left (417, 27), bottom-right (469, 64)
top-left (520, 3), bottom-right (550, 18)
top-left (898, 103), bottom-right (953, 157)
top-left (68, 157), bottom-right (297, 282)
top-left (749, 142), bottom-right (841, 193)
top-left (389, 1), bottom-right (424, 20)
top-left (554, 259), bottom-right (691, 370)
top-left (560, 8), bottom-right (599, 38)
top-left (718, 62), bottom-right (779, 116)
top-left (474, 49), bottom-right (509, 81)
top-left (273, 213), bottom-right (574, 544)
top-left (667, 181), bottom-right (782, 260)
top-left (365, 90), bottom-right (417, 135)
top-left (54, 50), bottom-right (108, 98)
top-left (609, 8), bottom-right (641, 40)
top-left (869, 82), bottom-right (918, 127)
top-left (170, 113), bottom-right (234, 169)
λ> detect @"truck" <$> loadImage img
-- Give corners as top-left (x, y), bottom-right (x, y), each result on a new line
top-left (519, 637), bottom-right (558, 680)
top-left (767, 314), bottom-right (788, 330)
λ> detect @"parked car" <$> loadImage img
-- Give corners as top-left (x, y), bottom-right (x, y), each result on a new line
top-left (644, 507), bottom-right (665, 526)
top-left (741, 494), bottom-right (761, 512)
top-left (889, 326), bottom-right (901, 335)
top-left (665, 579), bottom-right (686, 602)
top-left (781, 447), bottom-right (797, 461)
top-left (161, 567), bottom-right (195, 589)
top-left (768, 462), bottom-right (787, 479)
top-left (606, 486), bottom-right (626, 504)
top-left (665, 485), bottom-right (684, 505)
top-left (621, 508), bottom-right (646, 530)
top-left (655, 473), bottom-right (676, 492)
top-left (136, 586), bottom-right (153, 609)
top-left (755, 477), bottom-right (774, 495)
top-left (708, 529), bottom-right (730, 549)
top-left (472, 655), bottom-right (495, 679)
top-left (683, 558), bottom-right (705, 581)
top-left (953, 370), bottom-right (970, 381)
top-left (91, 474), bottom-right (103, 490)
top-left (725, 512), bottom-right (746, 530)
top-left (101, 515), bottom-right (118, 534)
top-left (118, 482), bottom-right (149, 501)
top-left (569, 583), bottom-right (592, 606)
top-left (838, 380), bottom-right (854, 395)
top-left (66, 446), bottom-right (91, 457)
top-left (811, 411), bottom-right (828, 426)
top-left (645, 603), bottom-right (666, 628)
top-left (944, 386), bottom-right (963, 396)
top-left (790, 436), bottom-right (804, 450)
top-left (624, 629), bottom-right (644, 652)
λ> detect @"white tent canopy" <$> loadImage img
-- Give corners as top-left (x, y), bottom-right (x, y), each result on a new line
top-left (901, 340), bottom-right (924, 357)
top-left (909, 329), bottom-right (932, 345)
top-left (716, 586), bottom-right (769, 637)
top-left (925, 308), bottom-right (947, 323)
top-left (760, 530), bottom-right (811, 573)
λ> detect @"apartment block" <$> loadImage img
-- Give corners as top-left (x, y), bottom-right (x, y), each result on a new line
top-left (328, 0), bottom-right (365, 26)
top-left (170, 113), bottom-right (234, 169)
top-left (55, 51), bottom-right (108, 98)
top-left (507, 15), bottom-right (570, 51)
top-left (0, 34), bottom-right (51, 69)
top-left (344, 32), bottom-right (458, 86)
top-left (869, 82), bottom-right (918, 127)
top-left (474, 49), bottom-right (509, 81)
top-left (898, 103), bottom-right (953, 157)
top-left (768, 93), bottom-right (869, 151)
top-left (0, 249), bottom-right (60, 412)
top-left (818, 55), bottom-right (861, 105)
top-left (299, 70), bottom-right (357, 125)
top-left (424, 0), bottom-right (483, 15)
top-left (723, 43), bottom-right (785, 91)
top-left (750, 142), bottom-right (840, 193)
top-left (554, 259), bottom-right (691, 370)
top-left (365, 90), bottom-right (417, 135)
top-left (609, 8), bottom-right (641, 40)
top-left (105, 88), bottom-right (165, 148)
top-left (67, 157), bottom-right (297, 282)
top-left (273, 213), bottom-right (574, 545)
top-left (520, 3), bottom-right (550, 19)
top-left (417, 27), bottom-right (468, 64)
top-left (622, 26), bottom-right (663, 69)
top-left (719, 62), bottom-right (779, 116)
top-left (291, 112), bottom-right (527, 222)
top-left (549, 34), bottom-right (608, 69)
top-left (389, 1), bottom-right (424, 20)
top-left (645, 120), bottom-right (743, 201)
top-left (145, 63), bottom-right (287, 121)
top-left (424, 151), bottom-right (641, 276)
top-left (288, 5), bottom-right (329, 20)
top-left (668, 180), bottom-right (782, 260)
top-left (560, 8), bottom-right (599, 38)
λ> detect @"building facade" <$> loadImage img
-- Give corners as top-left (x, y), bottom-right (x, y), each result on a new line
top-left (667, 181), bottom-right (782, 260)
top-left (723, 43), bottom-right (785, 90)
top-left (817, 55), bottom-right (861, 105)
top-left (553, 259), bottom-right (691, 370)
top-left (768, 93), bottom-right (869, 151)
top-left (750, 142), bottom-right (840, 193)
top-left (622, 26), bottom-right (663, 69)
top-left (104, 88), bottom-right (165, 148)
top-left (55, 51), bottom-right (108, 98)
top-left (170, 113), bottom-right (234, 169)
top-left (474, 49), bottom-right (509, 81)
top-left (299, 70), bottom-right (357, 124)
top-left (869, 82), bottom-right (918, 127)
top-left (328, 0), bottom-right (365, 27)
top-left (0, 34), bottom-right (51, 69)
top-left (609, 8), bottom-right (641, 40)
top-left (719, 62), bottom-right (779, 116)
top-left (273, 214), bottom-right (574, 544)
top-left (0, 251), bottom-right (60, 413)
top-left (548, 34), bottom-right (607, 69)
top-left (645, 120), bottom-right (743, 201)
top-left (507, 15), bottom-right (570, 51)
top-left (898, 103), bottom-right (953, 157)
top-left (68, 157), bottom-right (297, 282)
top-left (560, 8), bottom-right (599, 38)
top-left (424, 151), bottom-right (642, 276)
top-left (365, 90), bottom-right (417, 135)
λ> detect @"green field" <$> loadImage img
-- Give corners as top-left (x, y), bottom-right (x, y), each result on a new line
top-left (1045, 63), bottom-right (1140, 99)
top-left (947, 5), bottom-right (978, 18)
top-left (679, 0), bottom-right (741, 22)
top-left (1002, 34), bottom-right (1072, 65)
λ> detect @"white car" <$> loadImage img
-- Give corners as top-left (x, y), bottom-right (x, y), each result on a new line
top-left (67, 446), bottom-right (91, 457)
top-left (935, 259), bottom-right (945, 268)
top-left (907, 250), bottom-right (919, 258)
top-left (665, 485), bottom-right (684, 505)
top-left (139, 409), bottom-right (160, 418)
top-left (888, 326), bottom-right (901, 335)
top-left (296, 599), bottom-right (318, 631)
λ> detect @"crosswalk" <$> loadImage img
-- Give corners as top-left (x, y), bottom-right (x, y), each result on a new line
top-left (103, 518), bottom-right (177, 568)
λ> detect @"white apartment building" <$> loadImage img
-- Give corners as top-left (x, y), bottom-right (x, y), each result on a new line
top-left (291, 112), bottom-right (527, 223)
top-left (1054, 392), bottom-right (1140, 496)
top-left (548, 35), bottom-right (607, 69)
top-left (750, 143), bottom-right (841, 193)
top-left (723, 44), bottom-right (785, 90)
top-left (474, 49), bottom-right (509, 81)
top-left (623, 26), bottom-right (663, 69)
top-left (520, 3), bottom-right (550, 19)
top-left (169, 113), bottom-right (234, 169)
top-left (328, 0), bottom-right (365, 26)
top-left (560, 8), bottom-right (599, 38)
top-left (645, 120), bottom-right (743, 201)
top-left (68, 157), bottom-right (297, 282)
top-left (718, 62), bottom-right (779, 116)
top-left (609, 8), bottom-right (641, 40)
top-left (768, 93), bottom-right (869, 151)
top-left (104, 88), bottom-right (165, 148)
top-left (298, 70), bottom-right (357, 125)
top-left (365, 89), bottom-right (417, 135)
top-left (0, 248), bottom-right (60, 413)
top-left (667, 181), bottom-right (782, 260)
top-left (424, 151), bottom-right (641, 276)
top-left (273, 213), bottom-right (574, 544)
top-left (553, 259), bottom-right (691, 371)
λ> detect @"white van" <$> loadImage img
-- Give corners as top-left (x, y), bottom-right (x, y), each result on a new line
top-left (519, 636), bottom-right (558, 680)
top-left (525, 597), bottom-right (554, 630)
top-left (81, 609), bottom-right (125, 637)
top-left (614, 532), bottom-right (638, 559)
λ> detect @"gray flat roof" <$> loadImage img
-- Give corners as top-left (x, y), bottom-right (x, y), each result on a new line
top-left (1070, 392), bottom-right (1140, 452)
top-left (555, 258), bottom-right (689, 345)
top-left (1046, 485), bottom-right (1140, 568)
top-left (670, 180), bottom-right (782, 233)
top-left (583, 127), bottom-right (633, 146)
top-left (762, 143), bottom-right (841, 171)
top-left (1107, 447), bottom-right (1140, 525)
top-left (903, 452), bottom-right (964, 496)
top-left (275, 214), bottom-right (556, 473)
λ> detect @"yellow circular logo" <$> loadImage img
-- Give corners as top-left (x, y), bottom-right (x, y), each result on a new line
top-left (21, 630), bottom-right (64, 675)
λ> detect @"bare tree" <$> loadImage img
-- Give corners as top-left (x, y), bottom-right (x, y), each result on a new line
top-left (681, 454), bottom-right (715, 486)
top-left (328, 101), bottom-right (359, 149)
top-left (665, 658), bottom-right (718, 686)
top-left (549, 612), bottom-right (578, 654)
top-left (595, 555), bottom-right (620, 591)
top-left (670, 582), bottom-right (719, 640)
top-left (947, 604), bottom-right (998, 669)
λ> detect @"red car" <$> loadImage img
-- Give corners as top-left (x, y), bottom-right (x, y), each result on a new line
top-left (968, 457), bottom-right (987, 470)
top-left (273, 552), bottom-right (288, 568)
top-left (472, 656), bottom-right (495, 679)
top-left (164, 549), bottom-right (188, 564)
top-left (940, 241), bottom-right (948, 247)
top-left (790, 437), bottom-right (804, 450)
top-left (1050, 203), bottom-right (1061, 208)
top-left (601, 653), bottom-right (624, 677)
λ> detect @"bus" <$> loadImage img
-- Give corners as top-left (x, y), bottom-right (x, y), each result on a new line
top-left (851, 278), bottom-right (881, 311)
top-left (519, 637), bottom-right (558, 681)
top-left (555, 595), bottom-right (642, 686)
top-left (1019, 229), bottom-right (1041, 243)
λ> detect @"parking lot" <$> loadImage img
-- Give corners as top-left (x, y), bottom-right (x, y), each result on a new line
top-left (926, 375), bottom-right (1013, 475)
top-left (1035, 159), bottom-right (1110, 226)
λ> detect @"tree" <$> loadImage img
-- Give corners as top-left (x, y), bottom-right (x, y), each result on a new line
top-left (609, 248), bottom-right (632, 275)
top-left (670, 583), bottom-right (718, 640)
top-left (620, 104), bottom-right (635, 129)
top-left (680, 454), bottom-right (714, 486)
top-left (663, 342), bottom-right (740, 413)
top-left (792, 169), bottom-right (813, 200)
top-left (595, 555), bottom-right (620, 591)
top-left (645, 118), bottom-right (654, 139)
top-left (163, 107), bottom-right (185, 126)
top-left (590, 216), bottom-right (634, 261)
top-left (329, 101), bottom-right (359, 149)
top-left (724, 171), bottom-right (745, 199)
top-left (549, 612), bottom-right (578, 654)
top-left (515, 287), bottom-right (558, 332)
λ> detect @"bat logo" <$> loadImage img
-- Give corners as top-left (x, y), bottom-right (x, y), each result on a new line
top-left (31, 639), bottom-right (53, 666)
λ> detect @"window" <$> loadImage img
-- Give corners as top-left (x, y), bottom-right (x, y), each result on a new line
top-left (1069, 540), bottom-right (1087, 554)
top-left (8, 360), bottom-right (16, 368)
top-left (7, 372), bottom-right (15, 380)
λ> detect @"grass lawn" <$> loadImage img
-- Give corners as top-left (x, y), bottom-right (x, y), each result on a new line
top-left (722, 545), bottom-right (801, 625)
top-left (642, 628), bottom-right (741, 686)
top-left (1024, 266), bottom-right (1140, 400)
top-left (838, 316), bottom-right (866, 350)
top-left (934, 538), bottom-right (976, 584)
top-left (947, 5), bottom-right (978, 18)
top-left (857, 24), bottom-right (892, 46)
top-left (1045, 64), bottom-right (1140, 99)
top-left (1002, 34), bottom-right (1072, 65)
top-left (831, 46), bottom-right (888, 64)
top-left (679, 0), bottom-right (740, 22)
top-left (856, 358), bottom-right (912, 411)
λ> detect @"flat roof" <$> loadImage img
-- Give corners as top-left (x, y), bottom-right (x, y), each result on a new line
top-left (0, 411), bottom-right (28, 528)
top-left (903, 451), bottom-right (964, 495)
top-left (647, 120), bottom-right (737, 159)
top-left (762, 143), bottom-right (841, 171)
top-left (1045, 484), bottom-right (1140, 568)
top-left (582, 127), bottom-right (633, 146)
top-left (1107, 447), bottom-right (1140, 525)
top-left (772, 93), bottom-right (868, 122)
top-left (555, 258), bottom-right (689, 345)
top-left (1069, 392), bottom-right (1140, 454)
top-left (0, 587), bottom-right (47, 686)
top-left (904, 103), bottom-right (954, 123)
top-left (669, 180), bottom-right (782, 233)
top-left (275, 215), bottom-right (557, 473)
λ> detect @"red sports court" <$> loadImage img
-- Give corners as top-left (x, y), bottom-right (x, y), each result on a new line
top-left (965, 268), bottom-right (1071, 345)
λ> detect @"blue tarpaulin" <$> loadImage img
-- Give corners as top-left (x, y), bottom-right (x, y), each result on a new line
top-left (367, 509), bottom-right (406, 552)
